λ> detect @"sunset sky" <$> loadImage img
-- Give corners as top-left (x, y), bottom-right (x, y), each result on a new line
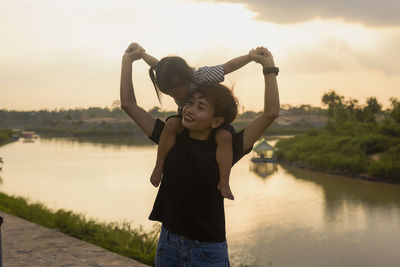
top-left (1, 0), bottom-right (399, 111)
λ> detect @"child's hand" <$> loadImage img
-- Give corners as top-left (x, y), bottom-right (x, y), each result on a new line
top-left (249, 47), bottom-right (275, 68)
top-left (123, 42), bottom-right (145, 63)
top-left (126, 42), bottom-right (145, 53)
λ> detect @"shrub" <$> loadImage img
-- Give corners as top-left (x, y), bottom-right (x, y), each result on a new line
top-left (358, 134), bottom-right (391, 154)
top-left (276, 119), bottom-right (398, 180)
top-left (379, 118), bottom-right (400, 137)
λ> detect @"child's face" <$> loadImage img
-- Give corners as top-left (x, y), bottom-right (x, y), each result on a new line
top-left (166, 84), bottom-right (189, 101)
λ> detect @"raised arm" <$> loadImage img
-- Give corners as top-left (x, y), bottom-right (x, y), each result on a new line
top-left (142, 51), bottom-right (159, 67)
top-left (242, 47), bottom-right (280, 151)
top-left (127, 43), bottom-right (159, 67)
top-left (222, 53), bottom-right (252, 75)
top-left (120, 43), bottom-right (156, 137)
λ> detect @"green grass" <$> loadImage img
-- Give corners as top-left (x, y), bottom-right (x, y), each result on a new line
top-left (368, 143), bottom-right (400, 179)
top-left (0, 192), bottom-right (158, 266)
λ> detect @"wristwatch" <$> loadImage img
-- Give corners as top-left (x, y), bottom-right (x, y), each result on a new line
top-left (263, 66), bottom-right (279, 76)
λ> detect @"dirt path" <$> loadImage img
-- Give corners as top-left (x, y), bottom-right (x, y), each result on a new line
top-left (0, 211), bottom-right (149, 267)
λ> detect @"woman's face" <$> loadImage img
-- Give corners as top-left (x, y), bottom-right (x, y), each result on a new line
top-left (182, 93), bottom-right (217, 132)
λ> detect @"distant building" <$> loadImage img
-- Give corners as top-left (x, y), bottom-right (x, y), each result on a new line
top-left (251, 139), bottom-right (277, 163)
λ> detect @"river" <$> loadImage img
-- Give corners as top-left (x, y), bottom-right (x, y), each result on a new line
top-left (1, 137), bottom-right (400, 266)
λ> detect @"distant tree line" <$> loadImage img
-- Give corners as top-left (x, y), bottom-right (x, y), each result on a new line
top-left (321, 90), bottom-right (400, 136)
top-left (0, 100), bottom-right (327, 128)
top-left (0, 105), bottom-right (169, 129)
top-left (322, 91), bottom-right (382, 123)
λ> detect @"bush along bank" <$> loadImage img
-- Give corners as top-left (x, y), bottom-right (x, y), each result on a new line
top-left (0, 129), bottom-right (13, 146)
top-left (276, 91), bottom-right (400, 182)
top-left (0, 192), bottom-right (159, 266)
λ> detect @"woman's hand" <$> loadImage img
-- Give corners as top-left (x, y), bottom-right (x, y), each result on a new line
top-left (120, 43), bottom-right (156, 137)
top-left (249, 47), bottom-right (275, 68)
top-left (242, 46), bottom-right (279, 152)
top-left (123, 42), bottom-right (145, 64)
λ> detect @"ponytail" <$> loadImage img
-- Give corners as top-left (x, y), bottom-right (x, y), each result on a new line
top-left (149, 66), bottom-right (162, 104)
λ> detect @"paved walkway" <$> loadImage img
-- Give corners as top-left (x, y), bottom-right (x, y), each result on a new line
top-left (0, 211), bottom-right (149, 267)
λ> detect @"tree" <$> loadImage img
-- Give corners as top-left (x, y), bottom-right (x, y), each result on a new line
top-left (149, 106), bottom-right (161, 117)
top-left (322, 90), bottom-right (344, 118)
top-left (111, 100), bottom-right (121, 110)
top-left (299, 104), bottom-right (311, 112)
top-left (362, 97), bottom-right (382, 122)
top-left (390, 97), bottom-right (400, 123)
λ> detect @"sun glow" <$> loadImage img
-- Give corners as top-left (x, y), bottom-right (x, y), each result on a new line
top-left (0, 0), bottom-right (399, 111)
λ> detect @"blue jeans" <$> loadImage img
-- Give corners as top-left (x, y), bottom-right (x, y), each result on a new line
top-left (155, 226), bottom-right (230, 267)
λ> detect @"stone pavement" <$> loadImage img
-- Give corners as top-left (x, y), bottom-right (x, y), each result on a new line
top-left (0, 211), bottom-right (149, 267)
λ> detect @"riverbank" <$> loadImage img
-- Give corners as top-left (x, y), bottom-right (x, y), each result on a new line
top-left (0, 129), bottom-right (13, 146)
top-left (276, 122), bottom-right (400, 183)
top-left (278, 159), bottom-right (400, 185)
top-left (0, 211), bottom-right (148, 266)
top-left (0, 192), bottom-right (158, 266)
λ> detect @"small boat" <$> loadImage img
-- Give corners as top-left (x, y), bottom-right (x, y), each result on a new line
top-left (21, 131), bottom-right (36, 139)
top-left (21, 131), bottom-right (39, 142)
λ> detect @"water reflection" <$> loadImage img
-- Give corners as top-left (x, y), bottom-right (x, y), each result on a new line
top-left (39, 134), bottom-right (285, 149)
top-left (281, 163), bottom-right (400, 224)
top-left (249, 162), bottom-right (278, 178)
top-left (282, 163), bottom-right (400, 205)
top-left (229, 162), bottom-right (400, 266)
top-left (40, 136), bottom-right (155, 149)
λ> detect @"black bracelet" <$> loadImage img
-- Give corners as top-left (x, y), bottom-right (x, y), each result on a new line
top-left (263, 66), bottom-right (279, 76)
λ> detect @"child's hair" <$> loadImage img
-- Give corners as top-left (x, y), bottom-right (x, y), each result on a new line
top-left (149, 56), bottom-right (193, 103)
top-left (194, 84), bottom-right (238, 127)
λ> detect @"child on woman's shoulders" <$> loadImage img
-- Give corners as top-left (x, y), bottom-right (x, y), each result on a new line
top-left (129, 42), bottom-right (255, 200)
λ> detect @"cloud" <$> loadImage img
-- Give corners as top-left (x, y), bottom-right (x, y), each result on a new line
top-left (282, 34), bottom-right (400, 76)
top-left (281, 39), bottom-right (359, 74)
top-left (352, 33), bottom-right (400, 75)
top-left (194, 0), bottom-right (400, 26)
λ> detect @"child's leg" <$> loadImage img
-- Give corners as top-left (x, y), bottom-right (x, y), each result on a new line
top-left (150, 117), bottom-right (184, 187)
top-left (215, 128), bottom-right (234, 200)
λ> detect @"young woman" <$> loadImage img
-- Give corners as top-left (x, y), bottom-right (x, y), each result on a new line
top-left (120, 43), bottom-right (279, 266)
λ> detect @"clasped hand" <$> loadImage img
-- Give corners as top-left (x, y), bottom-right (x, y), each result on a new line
top-left (123, 42), bottom-right (145, 63)
top-left (249, 47), bottom-right (275, 68)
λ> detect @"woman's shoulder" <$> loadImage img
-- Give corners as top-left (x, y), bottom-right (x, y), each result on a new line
top-left (148, 118), bottom-right (165, 144)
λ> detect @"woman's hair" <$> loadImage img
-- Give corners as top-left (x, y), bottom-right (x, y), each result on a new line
top-left (194, 84), bottom-right (239, 127)
top-left (149, 56), bottom-right (193, 103)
